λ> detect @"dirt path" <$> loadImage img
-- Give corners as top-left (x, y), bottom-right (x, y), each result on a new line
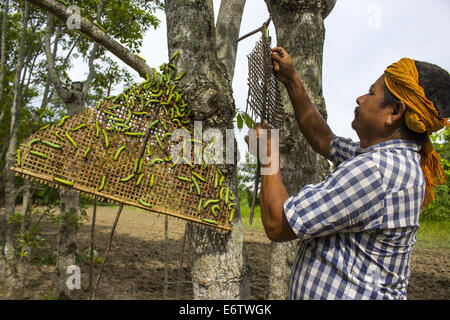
top-left (2, 206), bottom-right (449, 300)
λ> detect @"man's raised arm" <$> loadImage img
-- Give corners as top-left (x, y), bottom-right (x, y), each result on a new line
top-left (272, 47), bottom-right (334, 160)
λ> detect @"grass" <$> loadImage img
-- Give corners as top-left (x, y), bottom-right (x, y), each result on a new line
top-left (239, 202), bottom-right (265, 231)
top-left (416, 219), bottom-right (450, 249)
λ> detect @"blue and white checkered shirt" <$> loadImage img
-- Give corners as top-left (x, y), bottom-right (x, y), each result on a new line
top-left (283, 136), bottom-right (425, 300)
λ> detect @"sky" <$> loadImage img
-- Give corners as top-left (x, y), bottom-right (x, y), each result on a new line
top-left (71, 0), bottom-right (450, 161)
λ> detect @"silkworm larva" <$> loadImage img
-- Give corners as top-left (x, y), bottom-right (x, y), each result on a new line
top-left (102, 129), bottom-right (109, 148)
top-left (125, 109), bottom-right (132, 124)
top-left (165, 154), bottom-right (173, 162)
top-left (162, 132), bottom-right (172, 140)
top-left (211, 205), bottom-right (220, 217)
top-left (155, 133), bottom-right (164, 150)
top-left (192, 171), bottom-right (205, 182)
top-left (219, 186), bottom-right (225, 200)
top-left (202, 218), bottom-right (218, 226)
top-left (106, 104), bottom-right (121, 110)
top-left (203, 199), bottom-right (220, 209)
top-left (120, 173), bottom-right (135, 182)
top-left (55, 131), bottom-right (65, 141)
top-left (133, 111), bottom-right (149, 116)
top-left (147, 143), bottom-right (152, 156)
top-left (30, 150), bottom-right (47, 159)
top-left (225, 187), bottom-right (230, 204)
top-left (174, 71), bottom-right (186, 81)
top-left (138, 198), bottom-right (152, 207)
top-left (138, 158), bottom-right (144, 173)
top-left (183, 156), bottom-right (194, 168)
top-left (122, 93), bottom-right (129, 108)
top-left (113, 146), bottom-right (126, 161)
top-left (150, 172), bottom-right (155, 187)
top-left (228, 203), bottom-right (237, 210)
top-left (214, 173), bottom-right (218, 188)
top-left (65, 131), bottom-right (78, 149)
top-left (58, 115), bottom-right (70, 127)
top-left (229, 209), bottom-right (235, 223)
top-left (170, 155), bottom-right (181, 168)
top-left (40, 124), bottom-right (50, 130)
top-left (198, 199), bottom-right (203, 213)
top-left (149, 119), bottom-right (160, 130)
top-left (188, 183), bottom-right (194, 194)
top-left (96, 99), bottom-right (102, 110)
top-left (95, 121), bottom-right (100, 137)
top-left (170, 50), bottom-right (180, 61)
top-left (107, 116), bottom-right (124, 123)
top-left (16, 149), bottom-right (21, 166)
top-left (191, 176), bottom-right (201, 195)
top-left (42, 140), bottom-right (61, 149)
top-left (83, 146), bottom-right (91, 159)
top-left (125, 132), bottom-right (145, 137)
top-left (134, 159), bottom-right (139, 173)
top-left (136, 173), bottom-right (145, 186)
top-left (93, 21), bottom-right (106, 32)
top-left (71, 124), bottom-right (87, 131)
top-left (149, 90), bottom-right (163, 98)
top-left (136, 54), bottom-right (146, 62)
top-left (28, 138), bottom-right (41, 148)
top-left (53, 177), bottom-right (73, 186)
top-left (98, 175), bottom-right (106, 191)
top-left (150, 158), bottom-right (164, 166)
top-left (177, 176), bottom-right (190, 182)
top-left (229, 190), bottom-right (235, 200)
top-left (111, 95), bottom-right (120, 103)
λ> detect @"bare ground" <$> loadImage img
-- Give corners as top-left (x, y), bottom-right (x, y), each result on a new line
top-left (1, 206), bottom-right (449, 300)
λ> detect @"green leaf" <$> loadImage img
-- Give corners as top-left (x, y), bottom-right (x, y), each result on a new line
top-left (236, 113), bottom-right (243, 130)
top-left (244, 113), bottom-right (254, 129)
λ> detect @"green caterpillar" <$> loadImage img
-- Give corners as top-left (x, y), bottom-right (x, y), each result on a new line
top-left (42, 140), bottom-right (61, 149)
top-left (72, 124), bottom-right (87, 131)
top-left (192, 171), bottom-right (206, 182)
top-left (174, 71), bottom-right (186, 81)
top-left (138, 198), bottom-right (152, 208)
top-left (40, 124), bottom-right (50, 130)
top-left (191, 176), bottom-right (201, 195)
top-left (210, 204), bottom-right (219, 217)
top-left (177, 176), bottom-right (190, 182)
top-left (83, 146), bottom-right (91, 159)
top-left (53, 177), bottom-right (73, 186)
top-left (198, 199), bottom-right (203, 213)
top-left (202, 218), bottom-right (218, 226)
top-left (150, 172), bottom-right (155, 187)
top-left (98, 175), bottom-right (106, 191)
top-left (16, 149), bottom-right (21, 166)
top-left (113, 146), bottom-right (126, 161)
top-left (95, 121), bottom-right (100, 137)
top-left (65, 131), bottom-right (78, 149)
top-left (102, 129), bottom-right (109, 148)
top-left (136, 173), bottom-right (145, 186)
top-left (58, 115), bottom-right (70, 127)
top-left (54, 131), bottom-right (65, 141)
top-left (30, 150), bottom-right (47, 159)
top-left (125, 131), bottom-right (145, 137)
top-left (229, 209), bottom-right (235, 223)
top-left (120, 173), bottom-right (135, 182)
top-left (28, 138), bottom-right (41, 148)
top-left (170, 50), bottom-right (180, 61)
top-left (203, 199), bottom-right (220, 209)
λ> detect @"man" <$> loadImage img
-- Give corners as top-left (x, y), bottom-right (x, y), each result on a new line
top-left (246, 47), bottom-right (449, 299)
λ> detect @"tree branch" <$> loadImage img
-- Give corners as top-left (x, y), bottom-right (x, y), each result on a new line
top-left (27, 0), bottom-right (152, 79)
top-left (215, 0), bottom-right (246, 81)
top-left (44, 14), bottom-right (70, 101)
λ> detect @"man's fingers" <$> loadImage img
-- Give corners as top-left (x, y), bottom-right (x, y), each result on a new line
top-left (272, 46), bottom-right (286, 57)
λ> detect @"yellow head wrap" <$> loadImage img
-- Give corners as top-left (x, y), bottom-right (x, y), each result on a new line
top-left (384, 58), bottom-right (449, 208)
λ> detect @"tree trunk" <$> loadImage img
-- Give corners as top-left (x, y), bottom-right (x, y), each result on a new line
top-left (0, 0), bottom-right (10, 125)
top-left (165, 0), bottom-right (249, 299)
top-left (1, 0), bottom-right (30, 299)
top-left (264, 0), bottom-right (336, 300)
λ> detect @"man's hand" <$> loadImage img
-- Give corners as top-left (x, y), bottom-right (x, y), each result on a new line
top-left (244, 120), bottom-right (275, 166)
top-left (271, 47), bottom-right (299, 87)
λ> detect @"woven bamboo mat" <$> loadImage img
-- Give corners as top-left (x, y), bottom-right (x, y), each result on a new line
top-left (11, 64), bottom-right (234, 232)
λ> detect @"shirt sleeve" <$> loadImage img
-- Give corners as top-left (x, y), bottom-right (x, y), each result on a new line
top-left (329, 136), bottom-right (361, 167)
top-left (283, 156), bottom-right (386, 241)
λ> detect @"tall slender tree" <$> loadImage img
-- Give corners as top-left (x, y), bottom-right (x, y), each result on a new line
top-left (264, 0), bottom-right (336, 299)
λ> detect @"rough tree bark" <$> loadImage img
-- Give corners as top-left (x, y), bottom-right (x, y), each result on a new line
top-left (165, 0), bottom-right (249, 299)
top-left (264, 0), bottom-right (336, 299)
top-left (1, 0), bottom-right (30, 299)
top-left (0, 0), bottom-right (10, 124)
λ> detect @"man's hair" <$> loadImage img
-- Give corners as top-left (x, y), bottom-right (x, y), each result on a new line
top-left (381, 60), bottom-right (450, 146)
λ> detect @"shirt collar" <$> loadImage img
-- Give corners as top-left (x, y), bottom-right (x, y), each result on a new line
top-left (355, 139), bottom-right (421, 155)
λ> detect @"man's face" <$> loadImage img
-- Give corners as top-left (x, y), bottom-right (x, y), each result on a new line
top-left (352, 74), bottom-right (393, 147)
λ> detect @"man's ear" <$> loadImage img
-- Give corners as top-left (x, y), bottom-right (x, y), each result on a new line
top-left (386, 100), bottom-right (407, 126)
